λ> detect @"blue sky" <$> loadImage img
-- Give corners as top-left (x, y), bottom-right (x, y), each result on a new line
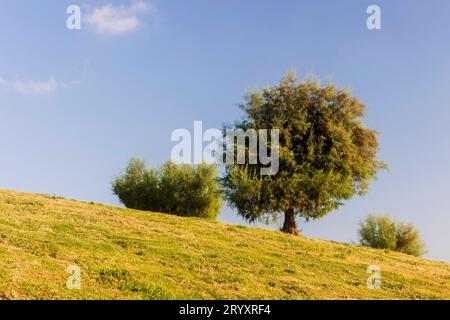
top-left (0, 0), bottom-right (449, 262)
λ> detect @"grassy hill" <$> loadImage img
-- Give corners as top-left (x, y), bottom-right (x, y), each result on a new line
top-left (0, 189), bottom-right (448, 300)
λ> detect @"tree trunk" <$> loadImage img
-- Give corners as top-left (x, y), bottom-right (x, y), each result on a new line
top-left (281, 209), bottom-right (299, 235)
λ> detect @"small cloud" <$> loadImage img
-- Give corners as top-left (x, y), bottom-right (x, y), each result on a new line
top-left (14, 78), bottom-right (58, 95)
top-left (0, 77), bottom-right (59, 95)
top-left (84, 0), bottom-right (153, 36)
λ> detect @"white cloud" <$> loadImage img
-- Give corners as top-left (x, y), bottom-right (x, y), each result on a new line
top-left (0, 77), bottom-right (59, 95)
top-left (85, 1), bottom-right (153, 36)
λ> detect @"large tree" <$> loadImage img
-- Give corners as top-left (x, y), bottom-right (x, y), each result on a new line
top-left (223, 72), bottom-right (386, 235)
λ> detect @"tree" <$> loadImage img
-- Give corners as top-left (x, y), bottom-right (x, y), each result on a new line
top-left (223, 72), bottom-right (386, 235)
top-left (113, 158), bottom-right (222, 219)
top-left (358, 214), bottom-right (426, 257)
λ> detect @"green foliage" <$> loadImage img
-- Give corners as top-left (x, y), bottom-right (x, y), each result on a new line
top-left (358, 214), bottom-right (397, 250)
top-left (395, 222), bottom-right (426, 257)
top-left (112, 158), bottom-right (222, 219)
top-left (358, 214), bottom-right (426, 257)
top-left (223, 71), bottom-right (386, 233)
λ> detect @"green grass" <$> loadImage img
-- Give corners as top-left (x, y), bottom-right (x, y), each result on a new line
top-left (0, 189), bottom-right (448, 300)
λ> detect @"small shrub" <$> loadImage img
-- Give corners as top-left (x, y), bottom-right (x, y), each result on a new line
top-left (358, 214), bottom-right (397, 250)
top-left (112, 158), bottom-right (222, 219)
top-left (395, 222), bottom-right (426, 257)
top-left (358, 214), bottom-right (426, 257)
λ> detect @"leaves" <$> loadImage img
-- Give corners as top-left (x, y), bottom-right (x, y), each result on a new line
top-left (113, 159), bottom-right (223, 219)
top-left (358, 214), bottom-right (426, 257)
top-left (223, 72), bottom-right (386, 224)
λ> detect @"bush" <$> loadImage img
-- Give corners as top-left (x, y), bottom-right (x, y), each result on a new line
top-left (358, 214), bottom-right (397, 250)
top-left (358, 214), bottom-right (425, 256)
top-left (112, 159), bottom-right (222, 219)
top-left (395, 222), bottom-right (426, 257)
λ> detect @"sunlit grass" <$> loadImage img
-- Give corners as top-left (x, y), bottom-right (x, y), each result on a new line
top-left (0, 189), bottom-right (448, 300)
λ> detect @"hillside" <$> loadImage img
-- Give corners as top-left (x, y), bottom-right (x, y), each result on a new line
top-left (0, 190), bottom-right (448, 300)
